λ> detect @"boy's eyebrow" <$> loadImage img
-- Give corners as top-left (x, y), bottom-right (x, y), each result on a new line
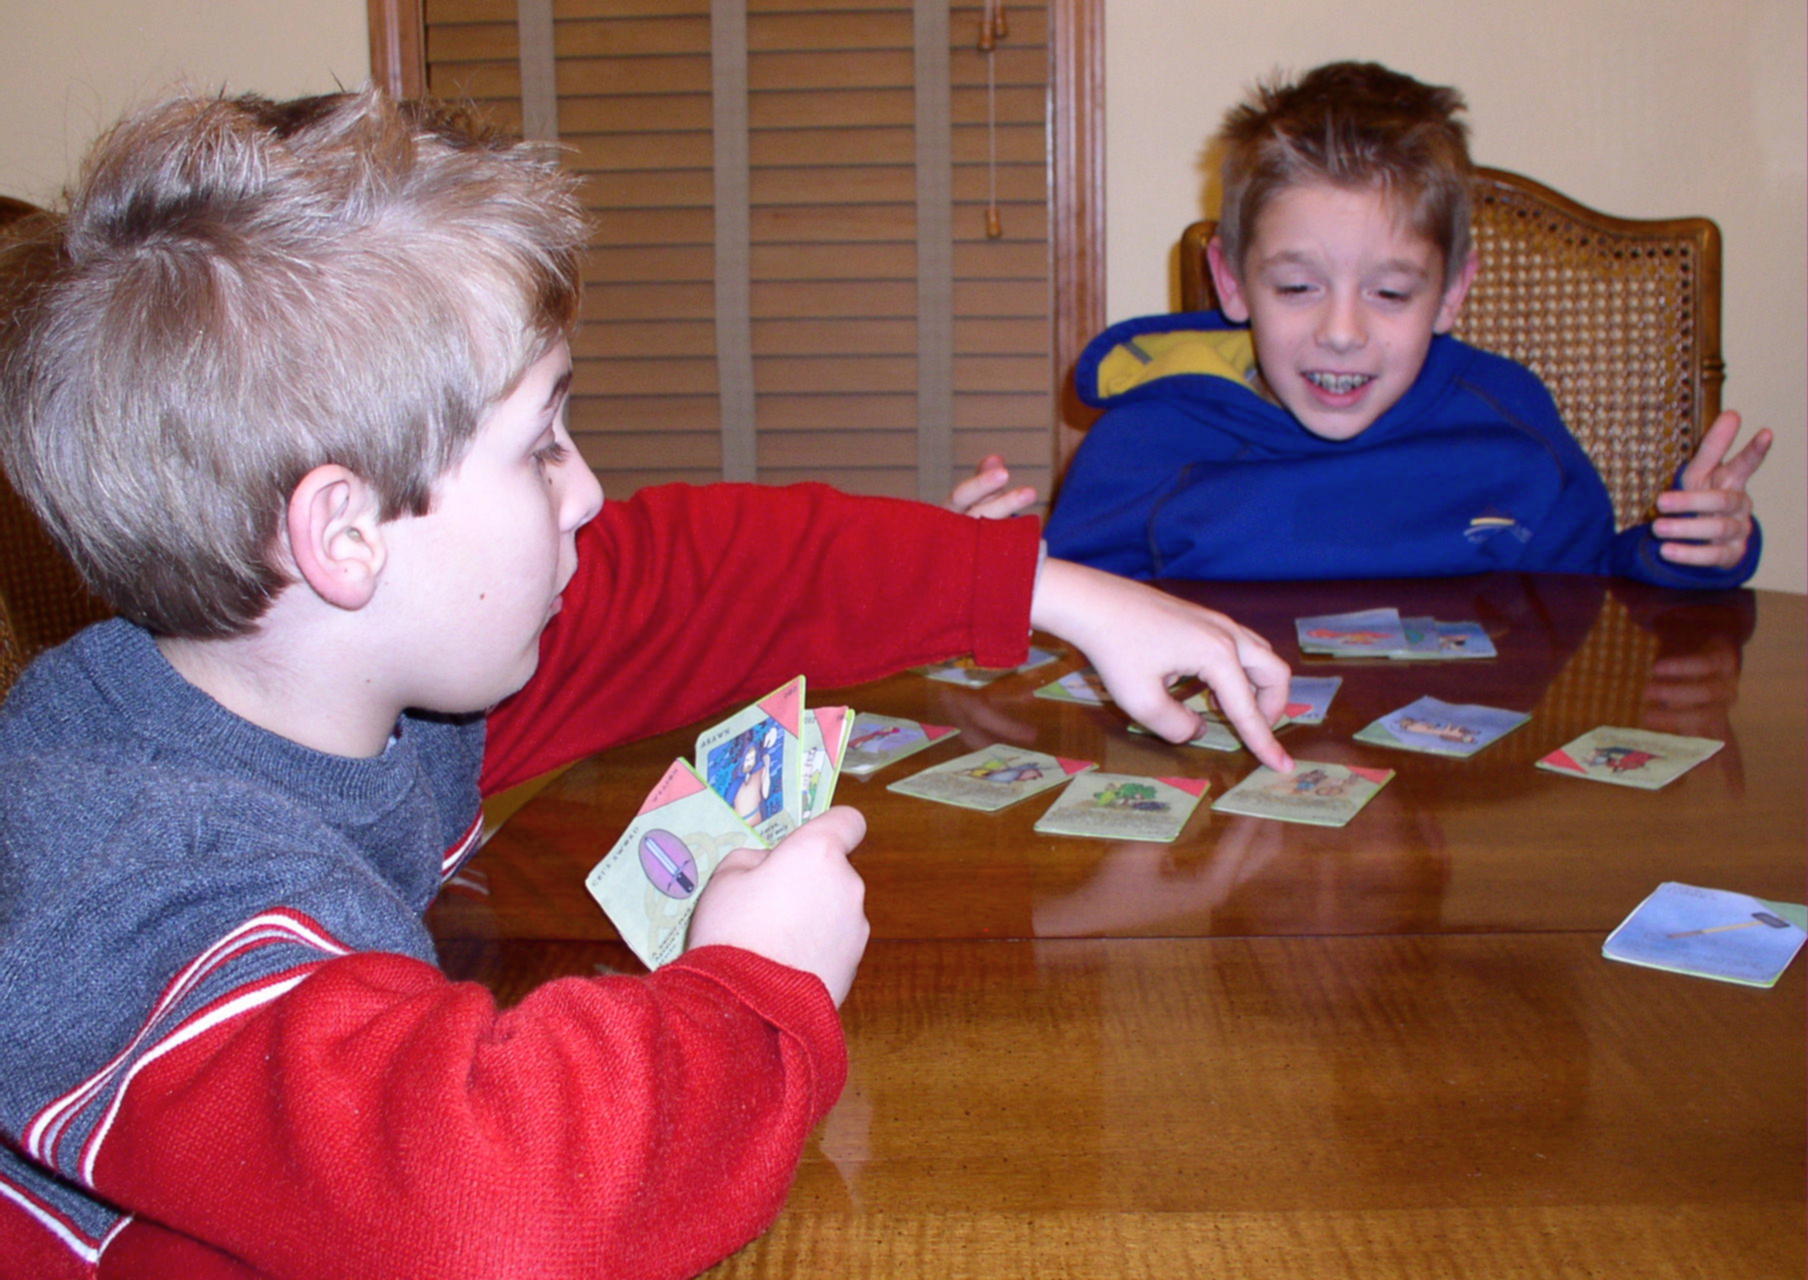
top-left (1255, 250), bottom-right (1431, 278)
top-left (544, 369), bottom-right (573, 411)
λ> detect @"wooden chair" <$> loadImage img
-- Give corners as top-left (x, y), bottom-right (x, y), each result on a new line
top-left (1, 197), bottom-right (112, 692)
top-left (1177, 166), bottom-right (1723, 530)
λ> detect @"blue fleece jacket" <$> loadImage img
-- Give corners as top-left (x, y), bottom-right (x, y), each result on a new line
top-left (1045, 311), bottom-right (1759, 588)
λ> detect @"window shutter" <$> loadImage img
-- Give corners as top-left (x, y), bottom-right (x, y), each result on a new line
top-left (417, 0), bottom-right (1091, 507)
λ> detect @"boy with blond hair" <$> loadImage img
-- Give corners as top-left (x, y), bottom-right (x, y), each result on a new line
top-left (967, 62), bottom-right (1767, 587)
top-left (0, 89), bottom-right (1291, 1278)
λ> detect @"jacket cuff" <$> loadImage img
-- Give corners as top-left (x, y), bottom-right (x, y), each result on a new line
top-left (965, 515), bottom-right (1043, 668)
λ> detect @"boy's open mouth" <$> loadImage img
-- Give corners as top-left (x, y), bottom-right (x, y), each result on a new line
top-left (1305, 371), bottom-right (1375, 395)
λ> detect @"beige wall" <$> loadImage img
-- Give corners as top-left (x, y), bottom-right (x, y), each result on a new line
top-left (1106, 0), bottom-right (1806, 593)
top-left (0, 0), bottom-right (368, 205)
top-left (3, 2), bottom-right (1800, 590)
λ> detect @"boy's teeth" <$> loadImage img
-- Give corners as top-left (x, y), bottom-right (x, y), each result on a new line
top-left (1308, 372), bottom-right (1371, 394)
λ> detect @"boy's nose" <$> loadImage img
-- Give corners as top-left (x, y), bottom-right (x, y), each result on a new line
top-left (1317, 294), bottom-right (1367, 351)
top-left (560, 443), bottom-right (605, 531)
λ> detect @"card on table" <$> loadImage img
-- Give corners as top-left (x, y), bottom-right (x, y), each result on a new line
top-left (585, 759), bottom-right (768, 970)
top-left (1032, 773), bottom-right (1210, 843)
top-left (1396, 618), bottom-right (1497, 660)
top-left (1603, 882), bottom-right (1808, 988)
top-left (1296, 607), bottom-right (1409, 657)
top-left (1032, 667), bottom-right (1113, 705)
top-left (1129, 696), bottom-right (1246, 751)
top-left (695, 676), bottom-right (806, 844)
top-left (1285, 675), bottom-right (1343, 724)
top-left (1211, 761), bottom-right (1395, 827)
top-left (1354, 695), bottom-right (1530, 758)
top-left (914, 646), bottom-right (1060, 687)
top-left (799, 705), bottom-right (853, 820)
top-left (840, 713), bottom-right (960, 779)
top-left (1536, 726), bottom-right (1725, 790)
top-left (888, 746), bottom-right (1096, 812)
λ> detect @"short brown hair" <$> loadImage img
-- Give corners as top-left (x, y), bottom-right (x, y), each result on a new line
top-left (1215, 61), bottom-right (1472, 279)
top-left (0, 89), bottom-right (588, 638)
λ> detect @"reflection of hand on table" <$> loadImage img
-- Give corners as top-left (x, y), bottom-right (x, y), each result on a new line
top-left (1030, 820), bottom-right (1286, 937)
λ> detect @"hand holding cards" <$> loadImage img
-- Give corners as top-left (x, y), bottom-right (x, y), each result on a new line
top-left (588, 677), bottom-right (859, 971)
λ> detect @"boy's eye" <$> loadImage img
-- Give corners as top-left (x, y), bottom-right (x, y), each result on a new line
top-left (533, 440), bottom-right (571, 471)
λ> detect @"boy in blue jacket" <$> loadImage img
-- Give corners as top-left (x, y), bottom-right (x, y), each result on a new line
top-left (962, 62), bottom-right (1769, 587)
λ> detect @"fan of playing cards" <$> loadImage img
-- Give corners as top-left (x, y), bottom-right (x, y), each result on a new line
top-left (585, 677), bottom-right (853, 968)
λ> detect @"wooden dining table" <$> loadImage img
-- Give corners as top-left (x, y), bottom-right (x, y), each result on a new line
top-left (429, 572), bottom-right (1804, 1279)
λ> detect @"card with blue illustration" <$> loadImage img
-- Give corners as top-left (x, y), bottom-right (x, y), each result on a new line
top-left (695, 676), bottom-right (805, 843)
top-left (1397, 618), bottom-right (1497, 660)
top-left (585, 759), bottom-right (768, 969)
top-left (1033, 773), bottom-right (1210, 843)
top-left (889, 746), bottom-right (1096, 812)
top-left (1603, 882), bottom-right (1807, 988)
top-left (1296, 607), bottom-right (1408, 657)
top-left (1285, 675), bottom-right (1342, 724)
top-left (1354, 695), bottom-right (1530, 758)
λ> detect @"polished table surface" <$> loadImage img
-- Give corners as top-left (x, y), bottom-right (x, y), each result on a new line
top-left (430, 574), bottom-right (1805, 1279)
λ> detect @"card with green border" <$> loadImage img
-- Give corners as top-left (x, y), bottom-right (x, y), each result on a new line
top-left (888, 746), bottom-right (1096, 812)
top-left (1033, 773), bottom-right (1209, 842)
top-left (1211, 761), bottom-right (1395, 827)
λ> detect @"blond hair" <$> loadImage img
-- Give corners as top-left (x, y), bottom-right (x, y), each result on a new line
top-left (1215, 61), bottom-right (1472, 280)
top-left (0, 89), bottom-right (588, 638)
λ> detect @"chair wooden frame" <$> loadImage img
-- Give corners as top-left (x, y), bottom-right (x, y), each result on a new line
top-left (1177, 166), bottom-right (1723, 530)
top-left (1, 197), bottom-right (113, 683)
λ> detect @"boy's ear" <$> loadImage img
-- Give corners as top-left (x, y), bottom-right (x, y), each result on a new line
top-left (1433, 249), bottom-right (1481, 334)
top-left (285, 465), bottom-right (387, 611)
top-left (1205, 235), bottom-right (1252, 323)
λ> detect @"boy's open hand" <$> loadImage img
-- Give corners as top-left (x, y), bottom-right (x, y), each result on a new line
top-left (686, 807), bottom-right (870, 1006)
top-left (1030, 559), bottom-right (1294, 772)
top-left (949, 453), bottom-right (1039, 520)
top-left (1652, 411), bottom-right (1771, 568)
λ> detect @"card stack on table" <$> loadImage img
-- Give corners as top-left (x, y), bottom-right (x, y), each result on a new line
top-left (1297, 607), bottom-right (1496, 660)
top-left (585, 677), bottom-right (854, 968)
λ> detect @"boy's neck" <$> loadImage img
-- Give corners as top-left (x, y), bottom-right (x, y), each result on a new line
top-left (156, 626), bottom-right (402, 760)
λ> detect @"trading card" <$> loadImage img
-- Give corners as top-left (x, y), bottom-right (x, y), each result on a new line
top-left (585, 760), bottom-right (767, 969)
top-left (1354, 695), bottom-right (1530, 758)
top-left (1536, 726), bottom-right (1725, 790)
top-left (1129, 693), bottom-right (1250, 751)
top-left (1295, 607), bottom-right (1408, 657)
top-left (1394, 618), bottom-right (1497, 660)
top-left (800, 705), bottom-right (853, 820)
top-left (695, 676), bottom-right (806, 844)
top-left (1032, 773), bottom-right (1209, 843)
top-left (1211, 761), bottom-right (1395, 828)
top-left (1285, 675), bottom-right (1343, 724)
top-left (1603, 882), bottom-right (1807, 988)
top-left (887, 746), bottom-right (1096, 812)
top-left (840, 713), bottom-right (959, 778)
top-left (1032, 667), bottom-right (1113, 705)
top-left (915, 646), bottom-right (1060, 687)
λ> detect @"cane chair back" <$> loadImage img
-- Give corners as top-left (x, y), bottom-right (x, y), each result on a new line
top-left (1177, 166), bottom-right (1723, 529)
